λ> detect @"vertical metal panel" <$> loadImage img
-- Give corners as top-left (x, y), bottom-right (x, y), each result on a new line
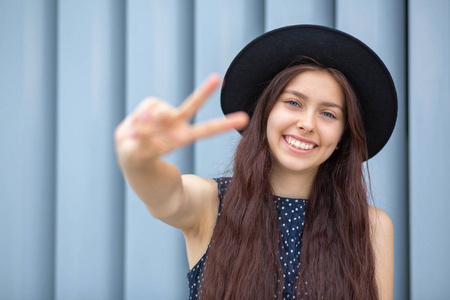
top-left (55, 1), bottom-right (125, 299)
top-left (0, 0), bottom-right (56, 299)
top-left (409, 0), bottom-right (450, 298)
top-left (337, 0), bottom-right (408, 298)
top-left (194, 0), bottom-right (264, 178)
top-left (125, 1), bottom-right (193, 299)
top-left (265, 0), bottom-right (334, 30)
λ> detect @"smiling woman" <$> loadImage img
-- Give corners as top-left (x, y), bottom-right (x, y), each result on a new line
top-left (267, 67), bottom-right (346, 192)
top-left (115, 25), bottom-right (396, 300)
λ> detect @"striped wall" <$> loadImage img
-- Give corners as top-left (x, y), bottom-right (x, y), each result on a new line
top-left (1, 0), bottom-right (448, 299)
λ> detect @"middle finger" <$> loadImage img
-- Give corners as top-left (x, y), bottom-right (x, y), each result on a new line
top-left (176, 74), bottom-right (221, 120)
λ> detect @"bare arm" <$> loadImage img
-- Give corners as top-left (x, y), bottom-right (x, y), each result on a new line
top-left (369, 206), bottom-right (394, 300)
top-left (114, 75), bottom-right (248, 231)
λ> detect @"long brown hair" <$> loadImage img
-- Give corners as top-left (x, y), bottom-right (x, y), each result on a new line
top-left (201, 62), bottom-right (378, 299)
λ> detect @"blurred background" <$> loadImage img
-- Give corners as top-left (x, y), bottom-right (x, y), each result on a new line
top-left (0, 0), bottom-right (448, 299)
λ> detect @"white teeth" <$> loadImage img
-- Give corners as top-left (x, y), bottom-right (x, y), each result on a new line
top-left (285, 136), bottom-right (314, 150)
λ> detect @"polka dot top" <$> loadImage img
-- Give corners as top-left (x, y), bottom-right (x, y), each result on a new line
top-left (187, 177), bottom-right (307, 300)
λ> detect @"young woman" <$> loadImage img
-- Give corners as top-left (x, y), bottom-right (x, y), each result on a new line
top-left (115, 25), bottom-right (396, 299)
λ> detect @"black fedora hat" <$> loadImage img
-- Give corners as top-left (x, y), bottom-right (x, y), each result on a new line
top-left (220, 24), bottom-right (397, 159)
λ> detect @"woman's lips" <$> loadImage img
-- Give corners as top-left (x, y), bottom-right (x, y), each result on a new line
top-left (283, 135), bottom-right (317, 150)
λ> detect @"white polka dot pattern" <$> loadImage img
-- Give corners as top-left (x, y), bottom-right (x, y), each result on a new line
top-left (275, 194), bottom-right (306, 298)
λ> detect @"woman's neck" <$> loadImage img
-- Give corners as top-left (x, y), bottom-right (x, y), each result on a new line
top-left (269, 167), bottom-right (317, 199)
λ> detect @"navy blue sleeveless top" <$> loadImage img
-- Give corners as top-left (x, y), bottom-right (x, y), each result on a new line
top-left (187, 177), bottom-right (307, 299)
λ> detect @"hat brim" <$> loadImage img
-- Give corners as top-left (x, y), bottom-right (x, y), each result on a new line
top-left (220, 25), bottom-right (397, 159)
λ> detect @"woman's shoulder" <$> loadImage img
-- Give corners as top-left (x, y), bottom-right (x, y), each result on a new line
top-left (179, 174), bottom-right (220, 231)
top-left (181, 174), bottom-right (222, 269)
top-left (368, 205), bottom-right (394, 236)
top-left (181, 174), bottom-right (219, 200)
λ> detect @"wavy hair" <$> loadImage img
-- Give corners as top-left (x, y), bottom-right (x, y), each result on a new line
top-left (201, 62), bottom-right (378, 299)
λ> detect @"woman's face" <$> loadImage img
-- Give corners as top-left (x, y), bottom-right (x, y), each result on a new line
top-left (266, 70), bottom-right (346, 177)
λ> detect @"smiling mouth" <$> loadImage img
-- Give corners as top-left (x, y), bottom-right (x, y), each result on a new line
top-left (284, 136), bottom-right (316, 150)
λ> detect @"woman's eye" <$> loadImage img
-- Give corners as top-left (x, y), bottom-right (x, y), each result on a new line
top-left (286, 100), bottom-right (300, 107)
top-left (322, 111), bottom-right (336, 119)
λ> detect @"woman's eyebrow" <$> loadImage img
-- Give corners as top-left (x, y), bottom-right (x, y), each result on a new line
top-left (282, 89), bottom-right (344, 111)
top-left (283, 89), bottom-right (308, 100)
top-left (321, 101), bottom-right (344, 111)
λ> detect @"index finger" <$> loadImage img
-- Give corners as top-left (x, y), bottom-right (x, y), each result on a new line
top-left (188, 111), bottom-right (249, 141)
top-left (177, 74), bottom-right (221, 120)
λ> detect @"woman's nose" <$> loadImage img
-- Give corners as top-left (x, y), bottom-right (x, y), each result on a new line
top-left (297, 113), bottom-right (315, 133)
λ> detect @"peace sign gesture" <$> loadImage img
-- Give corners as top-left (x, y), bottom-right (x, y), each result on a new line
top-left (114, 74), bottom-right (249, 165)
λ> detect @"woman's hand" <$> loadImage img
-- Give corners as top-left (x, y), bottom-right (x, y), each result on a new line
top-left (114, 74), bottom-right (249, 167)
